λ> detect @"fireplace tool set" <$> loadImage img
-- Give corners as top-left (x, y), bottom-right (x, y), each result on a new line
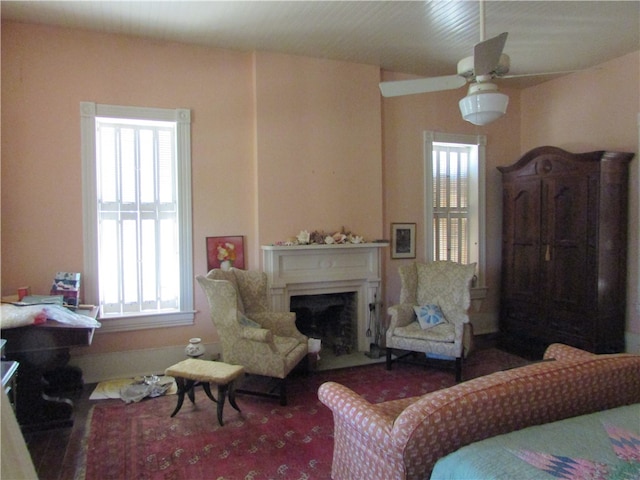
top-left (365, 296), bottom-right (385, 359)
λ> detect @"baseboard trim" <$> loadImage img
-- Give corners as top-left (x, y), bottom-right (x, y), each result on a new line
top-left (71, 331), bottom-right (640, 383)
top-left (69, 342), bottom-right (221, 384)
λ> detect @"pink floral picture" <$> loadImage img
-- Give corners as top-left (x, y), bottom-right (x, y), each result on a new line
top-left (206, 236), bottom-right (245, 271)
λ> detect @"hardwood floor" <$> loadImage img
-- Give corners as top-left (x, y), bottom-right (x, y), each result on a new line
top-left (22, 384), bottom-right (95, 480)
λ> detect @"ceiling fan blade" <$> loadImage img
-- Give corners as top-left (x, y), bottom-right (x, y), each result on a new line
top-left (379, 75), bottom-right (466, 97)
top-left (502, 69), bottom-right (577, 79)
top-left (474, 32), bottom-right (508, 76)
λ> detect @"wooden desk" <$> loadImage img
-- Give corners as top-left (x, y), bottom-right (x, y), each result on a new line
top-left (1, 308), bottom-right (97, 431)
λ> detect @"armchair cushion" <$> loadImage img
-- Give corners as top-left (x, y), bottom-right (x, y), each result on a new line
top-left (393, 321), bottom-right (456, 343)
top-left (414, 304), bottom-right (447, 329)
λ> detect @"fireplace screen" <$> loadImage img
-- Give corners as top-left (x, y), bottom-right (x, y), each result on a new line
top-left (290, 292), bottom-right (357, 356)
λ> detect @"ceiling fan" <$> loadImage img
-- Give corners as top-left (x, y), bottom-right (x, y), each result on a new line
top-left (378, 1), bottom-right (565, 125)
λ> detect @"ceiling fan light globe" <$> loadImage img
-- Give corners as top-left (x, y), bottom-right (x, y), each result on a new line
top-left (459, 91), bottom-right (509, 125)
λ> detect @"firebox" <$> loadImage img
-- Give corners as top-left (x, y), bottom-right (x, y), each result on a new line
top-left (291, 292), bottom-right (357, 355)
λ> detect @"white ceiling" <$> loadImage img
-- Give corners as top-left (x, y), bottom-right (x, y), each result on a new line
top-left (2, 1), bottom-right (639, 89)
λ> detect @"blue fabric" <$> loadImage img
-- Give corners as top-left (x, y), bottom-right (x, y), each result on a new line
top-left (430, 403), bottom-right (640, 480)
top-left (413, 304), bottom-right (446, 329)
top-left (426, 352), bottom-right (455, 361)
top-left (238, 313), bottom-right (260, 328)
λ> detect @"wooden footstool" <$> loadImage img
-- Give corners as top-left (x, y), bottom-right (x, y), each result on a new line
top-left (165, 359), bottom-right (244, 426)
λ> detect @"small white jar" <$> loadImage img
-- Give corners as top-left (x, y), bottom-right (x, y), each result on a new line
top-left (185, 337), bottom-right (206, 358)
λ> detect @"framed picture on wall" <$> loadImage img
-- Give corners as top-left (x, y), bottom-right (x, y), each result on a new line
top-left (391, 223), bottom-right (416, 259)
top-left (206, 236), bottom-right (245, 271)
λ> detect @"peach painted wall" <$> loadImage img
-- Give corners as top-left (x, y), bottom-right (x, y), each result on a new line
top-left (381, 71), bottom-right (522, 333)
top-left (520, 51), bottom-right (640, 338)
top-left (253, 52), bottom-right (384, 245)
top-left (1, 22), bottom-right (255, 354)
top-left (2, 20), bottom-right (638, 359)
top-left (1, 22), bottom-right (385, 357)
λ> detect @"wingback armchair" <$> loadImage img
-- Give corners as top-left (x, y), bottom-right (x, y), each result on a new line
top-left (386, 261), bottom-right (475, 381)
top-left (196, 268), bottom-right (308, 405)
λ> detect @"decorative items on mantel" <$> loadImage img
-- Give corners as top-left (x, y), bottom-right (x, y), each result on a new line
top-left (274, 228), bottom-right (367, 246)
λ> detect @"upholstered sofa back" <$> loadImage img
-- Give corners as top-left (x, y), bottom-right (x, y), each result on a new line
top-left (318, 344), bottom-right (640, 480)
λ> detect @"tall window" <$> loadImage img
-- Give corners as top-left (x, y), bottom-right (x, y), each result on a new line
top-left (424, 131), bottom-right (486, 289)
top-left (81, 103), bottom-right (194, 332)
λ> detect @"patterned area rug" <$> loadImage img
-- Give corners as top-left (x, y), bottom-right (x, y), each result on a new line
top-left (78, 348), bottom-right (527, 480)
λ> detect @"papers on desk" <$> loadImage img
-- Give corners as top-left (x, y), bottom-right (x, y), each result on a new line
top-left (18, 295), bottom-right (64, 306)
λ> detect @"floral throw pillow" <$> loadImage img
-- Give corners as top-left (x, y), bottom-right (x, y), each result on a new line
top-left (413, 304), bottom-right (447, 329)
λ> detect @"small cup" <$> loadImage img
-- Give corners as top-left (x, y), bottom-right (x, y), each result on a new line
top-left (18, 286), bottom-right (31, 301)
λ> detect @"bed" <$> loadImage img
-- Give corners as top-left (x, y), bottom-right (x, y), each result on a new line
top-left (430, 403), bottom-right (640, 479)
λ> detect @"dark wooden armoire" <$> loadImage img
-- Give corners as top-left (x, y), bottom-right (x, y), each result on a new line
top-left (498, 146), bottom-right (633, 358)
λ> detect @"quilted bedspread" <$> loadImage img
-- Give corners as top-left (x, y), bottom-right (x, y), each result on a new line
top-left (430, 403), bottom-right (640, 480)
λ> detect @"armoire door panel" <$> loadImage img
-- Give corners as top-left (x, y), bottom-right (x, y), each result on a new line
top-left (549, 178), bottom-right (589, 246)
top-left (511, 245), bottom-right (539, 299)
top-left (548, 245), bottom-right (588, 308)
top-left (503, 179), bottom-right (541, 300)
top-left (513, 186), bottom-right (540, 245)
top-left (545, 175), bottom-right (591, 307)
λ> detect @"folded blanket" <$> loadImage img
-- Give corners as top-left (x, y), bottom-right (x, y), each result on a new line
top-left (0, 303), bottom-right (101, 329)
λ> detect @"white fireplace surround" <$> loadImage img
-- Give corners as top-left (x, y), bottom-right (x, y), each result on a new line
top-left (262, 243), bottom-right (388, 352)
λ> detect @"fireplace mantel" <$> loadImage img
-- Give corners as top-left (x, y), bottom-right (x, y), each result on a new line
top-left (262, 243), bottom-right (388, 352)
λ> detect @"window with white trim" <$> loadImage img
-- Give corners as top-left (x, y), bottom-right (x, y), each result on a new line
top-left (81, 103), bottom-right (194, 332)
top-left (424, 131), bottom-right (487, 293)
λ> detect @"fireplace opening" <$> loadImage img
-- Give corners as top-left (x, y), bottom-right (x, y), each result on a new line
top-left (290, 292), bottom-right (357, 356)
